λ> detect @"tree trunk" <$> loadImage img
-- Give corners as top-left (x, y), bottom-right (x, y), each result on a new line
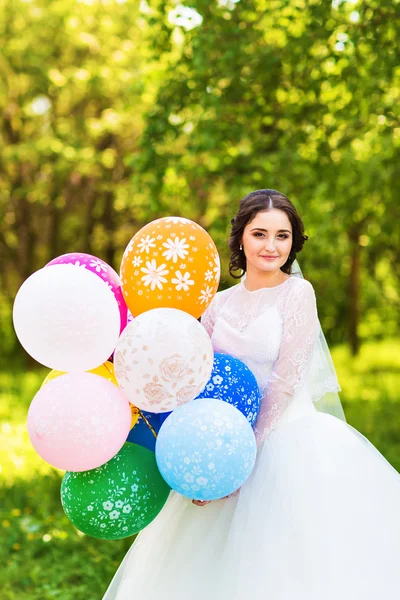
top-left (82, 177), bottom-right (97, 255)
top-left (103, 190), bottom-right (116, 268)
top-left (16, 192), bottom-right (37, 282)
top-left (48, 199), bottom-right (61, 261)
top-left (348, 228), bottom-right (361, 356)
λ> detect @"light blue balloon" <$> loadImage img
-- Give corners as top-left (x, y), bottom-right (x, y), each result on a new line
top-left (155, 398), bottom-right (257, 501)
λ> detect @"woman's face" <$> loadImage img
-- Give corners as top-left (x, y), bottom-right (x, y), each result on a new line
top-left (241, 209), bottom-right (293, 275)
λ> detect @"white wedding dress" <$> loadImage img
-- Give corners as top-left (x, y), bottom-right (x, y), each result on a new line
top-left (103, 277), bottom-right (400, 600)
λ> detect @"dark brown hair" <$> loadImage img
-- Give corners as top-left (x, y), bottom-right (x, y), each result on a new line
top-left (229, 189), bottom-right (308, 279)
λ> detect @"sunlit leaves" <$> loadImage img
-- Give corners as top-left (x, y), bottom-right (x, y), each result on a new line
top-left (0, 0), bottom-right (399, 355)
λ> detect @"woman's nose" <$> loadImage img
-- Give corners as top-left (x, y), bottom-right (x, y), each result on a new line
top-left (263, 238), bottom-right (276, 252)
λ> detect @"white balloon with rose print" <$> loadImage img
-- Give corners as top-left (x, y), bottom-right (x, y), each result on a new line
top-left (114, 308), bottom-right (214, 413)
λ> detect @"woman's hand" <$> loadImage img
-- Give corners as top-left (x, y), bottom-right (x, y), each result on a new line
top-left (221, 488), bottom-right (241, 499)
top-left (192, 488), bottom-right (241, 505)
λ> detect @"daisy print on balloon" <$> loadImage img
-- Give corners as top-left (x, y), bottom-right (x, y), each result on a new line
top-left (120, 217), bottom-right (220, 318)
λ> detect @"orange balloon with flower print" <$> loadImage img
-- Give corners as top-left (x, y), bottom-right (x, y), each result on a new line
top-left (120, 217), bottom-right (220, 318)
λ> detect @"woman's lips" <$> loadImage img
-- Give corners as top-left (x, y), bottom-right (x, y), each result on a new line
top-left (260, 256), bottom-right (278, 260)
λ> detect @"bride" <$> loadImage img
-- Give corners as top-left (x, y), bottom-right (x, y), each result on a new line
top-left (103, 189), bottom-right (400, 599)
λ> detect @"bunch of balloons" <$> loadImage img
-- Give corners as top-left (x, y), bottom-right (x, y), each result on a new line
top-left (13, 216), bottom-right (260, 539)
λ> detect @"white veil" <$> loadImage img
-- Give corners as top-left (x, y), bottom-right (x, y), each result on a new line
top-left (290, 259), bottom-right (346, 421)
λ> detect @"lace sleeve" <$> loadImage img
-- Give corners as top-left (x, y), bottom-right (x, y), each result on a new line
top-left (200, 294), bottom-right (219, 338)
top-left (253, 280), bottom-right (319, 447)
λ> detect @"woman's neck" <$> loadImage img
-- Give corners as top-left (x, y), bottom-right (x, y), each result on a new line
top-left (243, 269), bottom-right (290, 291)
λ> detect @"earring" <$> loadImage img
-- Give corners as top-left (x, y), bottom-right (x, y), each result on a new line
top-left (239, 244), bottom-right (243, 251)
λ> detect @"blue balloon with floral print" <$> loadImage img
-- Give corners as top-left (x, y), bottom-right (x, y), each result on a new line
top-left (159, 411), bottom-right (172, 426)
top-left (195, 353), bottom-right (261, 426)
top-left (155, 398), bottom-right (257, 501)
top-left (126, 410), bottom-right (162, 452)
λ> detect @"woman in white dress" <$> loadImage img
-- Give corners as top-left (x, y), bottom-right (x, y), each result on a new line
top-left (103, 189), bottom-right (400, 600)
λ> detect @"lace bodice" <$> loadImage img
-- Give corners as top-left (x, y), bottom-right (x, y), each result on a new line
top-left (201, 277), bottom-right (319, 446)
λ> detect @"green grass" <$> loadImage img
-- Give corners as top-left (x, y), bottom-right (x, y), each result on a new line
top-left (1, 339), bottom-right (399, 599)
top-left (331, 339), bottom-right (400, 471)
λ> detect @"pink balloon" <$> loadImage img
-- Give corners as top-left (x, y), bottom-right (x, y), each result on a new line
top-left (27, 373), bottom-right (131, 472)
top-left (119, 310), bottom-right (134, 336)
top-left (46, 253), bottom-right (128, 333)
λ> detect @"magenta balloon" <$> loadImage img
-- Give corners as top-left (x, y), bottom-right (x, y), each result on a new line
top-left (46, 253), bottom-right (127, 333)
top-left (27, 373), bottom-right (131, 472)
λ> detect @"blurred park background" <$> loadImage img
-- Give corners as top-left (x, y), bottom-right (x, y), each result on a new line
top-left (0, 0), bottom-right (399, 598)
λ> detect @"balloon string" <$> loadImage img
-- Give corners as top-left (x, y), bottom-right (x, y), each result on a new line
top-left (103, 361), bottom-right (158, 440)
top-left (131, 406), bottom-right (158, 439)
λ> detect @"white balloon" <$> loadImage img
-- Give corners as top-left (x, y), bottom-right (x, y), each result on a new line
top-left (13, 265), bottom-right (120, 372)
top-left (114, 308), bottom-right (214, 412)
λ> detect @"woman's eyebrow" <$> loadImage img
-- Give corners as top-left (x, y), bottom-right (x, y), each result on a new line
top-left (250, 228), bottom-right (292, 233)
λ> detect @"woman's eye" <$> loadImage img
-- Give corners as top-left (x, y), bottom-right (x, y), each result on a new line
top-left (253, 233), bottom-right (289, 239)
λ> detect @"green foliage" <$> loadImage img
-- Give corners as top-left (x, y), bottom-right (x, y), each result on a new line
top-left (1, 0), bottom-right (399, 359)
top-left (134, 0), bottom-right (400, 346)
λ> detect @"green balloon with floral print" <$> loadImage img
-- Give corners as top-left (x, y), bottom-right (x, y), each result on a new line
top-left (61, 442), bottom-right (171, 539)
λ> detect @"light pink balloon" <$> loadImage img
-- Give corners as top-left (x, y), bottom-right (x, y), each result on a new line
top-left (46, 253), bottom-right (128, 333)
top-left (27, 373), bottom-right (131, 472)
